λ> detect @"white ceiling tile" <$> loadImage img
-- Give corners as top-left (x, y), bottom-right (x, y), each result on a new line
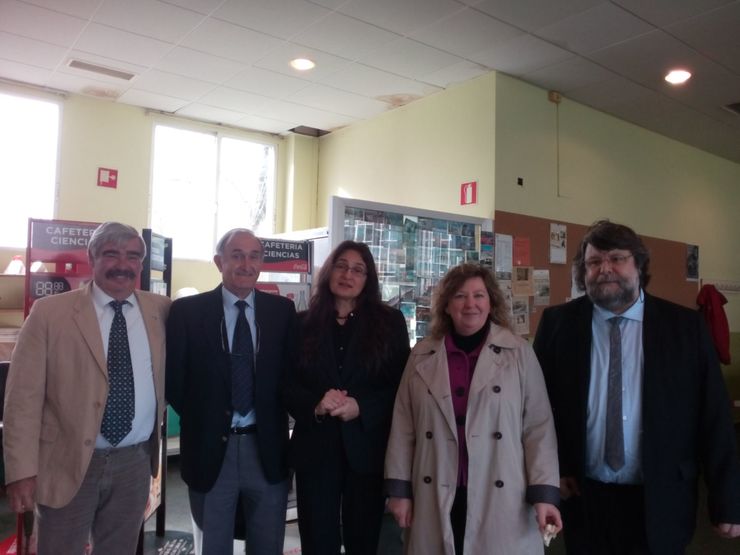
top-left (469, 0), bottom-right (604, 32)
top-left (258, 98), bottom-right (358, 130)
top-left (158, 0), bottom-right (225, 15)
top-left (154, 47), bottom-right (246, 83)
top-left (253, 42), bottom-right (351, 80)
top-left (535, 3), bottom-right (654, 54)
top-left (306, 0), bottom-right (346, 9)
top-left (118, 88), bottom-right (190, 112)
top-left (21, 0), bottom-right (101, 19)
top-left (287, 83), bottom-right (390, 117)
top-left (198, 86), bottom-right (270, 112)
top-left (175, 102), bottom-right (249, 124)
top-left (337, 0), bottom-right (464, 36)
top-left (421, 60), bottom-right (491, 88)
top-left (523, 56), bottom-right (616, 92)
top-left (0, 0), bottom-right (87, 47)
top-left (468, 34), bottom-right (573, 75)
top-left (74, 23), bottom-right (173, 66)
top-left (214, 0), bottom-right (331, 39)
top-left (610, 0), bottom-right (734, 27)
top-left (235, 113), bottom-right (296, 134)
top-left (318, 63), bottom-right (441, 99)
top-left (0, 58), bottom-right (53, 86)
top-left (565, 76), bottom-right (652, 110)
top-left (132, 69), bottom-right (215, 100)
top-left (225, 66), bottom-right (311, 98)
top-left (410, 7), bottom-right (523, 58)
top-left (291, 13), bottom-right (400, 60)
top-left (46, 71), bottom-right (125, 98)
top-left (359, 38), bottom-right (464, 80)
top-left (0, 31), bottom-right (68, 69)
top-left (667, 2), bottom-right (740, 74)
top-left (93, 0), bottom-right (205, 43)
top-left (180, 18), bottom-right (284, 64)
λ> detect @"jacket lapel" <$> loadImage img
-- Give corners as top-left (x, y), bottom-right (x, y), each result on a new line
top-left (415, 340), bottom-right (458, 439)
top-left (72, 284), bottom-right (107, 377)
top-left (205, 285), bottom-right (230, 385)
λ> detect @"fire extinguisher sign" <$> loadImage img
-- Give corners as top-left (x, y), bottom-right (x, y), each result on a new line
top-left (460, 181), bottom-right (477, 205)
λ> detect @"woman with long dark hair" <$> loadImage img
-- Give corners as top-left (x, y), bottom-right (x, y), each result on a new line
top-left (285, 240), bottom-right (410, 555)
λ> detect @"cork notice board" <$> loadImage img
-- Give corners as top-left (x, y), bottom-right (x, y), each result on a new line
top-left (494, 211), bottom-right (698, 336)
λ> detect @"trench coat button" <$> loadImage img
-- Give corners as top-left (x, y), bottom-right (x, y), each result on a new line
top-left (423, 476), bottom-right (432, 484)
top-left (493, 385), bottom-right (501, 393)
top-left (455, 415), bottom-right (466, 426)
top-left (494, 346), bottom-right (502, 354)
top-left (426, 431), bottom-right (433, 439)
top-left (495, 480), bottom-right (504, 488)
top-left (455, 386), bottom-right (465, 397)
top-left (493, 432), bottom-right (502, 439)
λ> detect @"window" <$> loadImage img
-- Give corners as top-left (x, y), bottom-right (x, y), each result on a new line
top-left (150, 124), bottom-right (276, 260)
top-left (0, 92), bottom-right (59, 248)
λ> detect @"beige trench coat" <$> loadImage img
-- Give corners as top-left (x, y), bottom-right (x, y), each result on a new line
top-left (385, 324), bottom-right (559, 554)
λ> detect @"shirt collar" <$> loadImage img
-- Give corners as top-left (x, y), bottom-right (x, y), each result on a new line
top-left (593, 288), bottom-right (644, 323)
top-left (221, 285), bottom-right (255, 308)
top-left (91, 281), bottom-right (137, 309)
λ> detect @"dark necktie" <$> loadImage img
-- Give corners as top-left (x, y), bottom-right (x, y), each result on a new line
top-left (101, 300), bottom-right (135, 446)
top-left (605, 316), bottom-right (625, 471)
top-left (231, 300), bottom-right (255, 415)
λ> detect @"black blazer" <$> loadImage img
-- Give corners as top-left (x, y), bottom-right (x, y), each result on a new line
top-left (285, 306), bottom-right (410, 475)
top-left (166, 285), bottom-right (297, 492)
top-left (534, 293), bottom-right (740, 553)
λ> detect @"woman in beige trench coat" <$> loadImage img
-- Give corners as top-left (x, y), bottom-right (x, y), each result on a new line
top-left (385, 264), bottom-right (562, 554)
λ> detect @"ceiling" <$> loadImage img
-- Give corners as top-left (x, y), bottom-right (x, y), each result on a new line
top-left (1, 0), bottom-right (739, 163)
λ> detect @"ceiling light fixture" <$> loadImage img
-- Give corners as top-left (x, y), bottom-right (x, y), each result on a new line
top-left (664, 69), bottom-right (691, 85)
top-left (290, 58), bottom-right (315, 71)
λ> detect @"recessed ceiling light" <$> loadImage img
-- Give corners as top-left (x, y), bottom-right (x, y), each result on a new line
top-left (665, 69), bottom-right (691, 85)
top-left (290, 58), bottom-right (315, 71)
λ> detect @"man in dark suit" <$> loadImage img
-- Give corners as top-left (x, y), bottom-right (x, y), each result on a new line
top-left (166, 228), bottom-right (296, 554)
top-left (534, 220), bottom-right (740, 554)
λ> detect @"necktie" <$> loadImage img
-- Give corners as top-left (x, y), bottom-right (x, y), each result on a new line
top-left (231, 300), bottom-right (255, 415)
top-left (605, 316), bottom-right (625, 471)
top-left (101, 300), bottom-right (135, 446)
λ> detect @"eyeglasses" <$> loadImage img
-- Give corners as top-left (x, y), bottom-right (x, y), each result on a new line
top-left (333, 261), bottom-right (367, 276)
top-left (584, 254), bottom-right (633, 271)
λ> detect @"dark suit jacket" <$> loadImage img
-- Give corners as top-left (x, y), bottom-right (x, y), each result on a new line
top-left (166, 285), bottom-right (297, 492)
top-left (285, 307), bottom-right (410, 475)
top-left (534, 293), bottom-right (740, 553)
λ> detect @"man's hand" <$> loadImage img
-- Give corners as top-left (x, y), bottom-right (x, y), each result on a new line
top-left (6, 477), bottom-right (37, 513)
top-left (388, 497), bottom-right (413, 528)
top-left (330, 396), bottom-right (360, 421)
top-left (560, 476), bottom-right (581, 500)
top-left (713, 523), bottom-right (740, 539)
top-left (315, 388), bottom-right (348, 416)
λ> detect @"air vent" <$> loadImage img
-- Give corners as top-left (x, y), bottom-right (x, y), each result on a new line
top-left (67, 59), bottom-right (136, 81)
top-left (289, 125), bottom-right (329, 137)
top-left (722, 102), bottom-right (740, 116)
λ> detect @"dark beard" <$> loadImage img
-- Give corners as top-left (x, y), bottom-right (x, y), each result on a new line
top-left (587, 278), bottom-right (637, 312)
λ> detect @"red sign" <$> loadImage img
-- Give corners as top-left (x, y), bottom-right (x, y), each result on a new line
top-left (97, 167), bottom-right (118, 188)
top-left (460, 181), bottom-right (477, 205)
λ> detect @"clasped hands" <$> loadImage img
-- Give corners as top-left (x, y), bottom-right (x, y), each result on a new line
top-left (315, 388), bottom-right (360, 421)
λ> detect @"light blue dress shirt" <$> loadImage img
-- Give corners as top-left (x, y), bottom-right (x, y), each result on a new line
top-left (586, 290), bottom-right (645, 484)
top-left (222, 287), bottom-right (258, 427)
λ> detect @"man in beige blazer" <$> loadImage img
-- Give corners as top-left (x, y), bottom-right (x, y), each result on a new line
top-left (3, 221), bottom-right (170, 555)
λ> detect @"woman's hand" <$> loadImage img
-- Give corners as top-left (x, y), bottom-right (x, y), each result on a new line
top-left (388, 497), bottom-right (413, 528)
top-left (315, 388), bottom-right (348, 416)
top-left (534, 502), bottom-right (563, 536)
top-left (330, 396), bottom-right (360, 421)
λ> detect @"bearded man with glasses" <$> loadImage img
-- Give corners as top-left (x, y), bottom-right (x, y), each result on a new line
top-left (534, 219), bottom-right (740, 554)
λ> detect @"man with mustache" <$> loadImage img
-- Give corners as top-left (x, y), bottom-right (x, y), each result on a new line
top-left (3, 222), bottom-right (170, 555)
top-left (534, 220), bottom-right (740, 554)
top-left (166, 229), bottom-right (296, 554)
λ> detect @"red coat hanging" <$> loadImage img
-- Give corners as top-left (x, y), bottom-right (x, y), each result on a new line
top-left (696, 284), bottom-right (731, 364)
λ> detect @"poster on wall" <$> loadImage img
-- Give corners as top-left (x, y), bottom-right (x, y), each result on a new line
top-left (549, 223), bottom-right (567, 264)
top-left (512, 296), bottom-right (530, 335)
top-left (495, 234), bottom-right (513, 281)
top-left (686, 244), bottom-right (699, 280)
top-left (512, 266), bottom-right (534, 296)
top-left (533, 269), bottom-right (551, 306)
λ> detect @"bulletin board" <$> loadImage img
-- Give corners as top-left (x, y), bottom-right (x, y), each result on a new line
top-left (494, 211), bottom-right (699, 336)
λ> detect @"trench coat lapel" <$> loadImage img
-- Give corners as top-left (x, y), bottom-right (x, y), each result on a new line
top-left (415, 342), bottom-right (458, 439)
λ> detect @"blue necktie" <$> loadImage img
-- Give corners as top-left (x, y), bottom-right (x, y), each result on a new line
top-left (605, 316), bottom-right (625, 471)
top-left (101, 300), bottom-right (135, 446)
top-left (231, 300), bottom-right (255, 414)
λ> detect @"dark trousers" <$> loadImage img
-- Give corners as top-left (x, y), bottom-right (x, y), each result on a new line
top-left (450, 486), bottom-right (467, 555)
top-left (295, 449), bottom-right (384, 555)
top-left (563, 478), bottom-right (650, 555)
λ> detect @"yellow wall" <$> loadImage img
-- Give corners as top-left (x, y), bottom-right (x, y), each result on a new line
top-left (284, 134), bottom-right (319, 232)
top-left (317, 72), bottom-right (496, 224)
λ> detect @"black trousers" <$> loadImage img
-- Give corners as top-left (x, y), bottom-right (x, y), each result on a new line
top-left (295, 449), bottom-right (385, 555)
top-left (450, 486), bottom-right (467, 555)
top-left (563, 479), bottom-right (651, 555)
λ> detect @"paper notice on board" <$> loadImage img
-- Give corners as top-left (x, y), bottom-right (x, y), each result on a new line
top-left (549, 223), bottom-right (567, 264)
top-left (533, 269), bottom-right (550, 306)
top-left (495, 234), bottom-right (513, 281)
top-left (512, 266), bottom-right (534, 296)
top-left (512, 296), bottom-right (530, 336)
top-left (513, 237), bottom-right (531, 266)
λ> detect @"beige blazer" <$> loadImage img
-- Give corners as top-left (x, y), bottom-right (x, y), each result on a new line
top-left (3, 283), bottom-right (170, 508)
